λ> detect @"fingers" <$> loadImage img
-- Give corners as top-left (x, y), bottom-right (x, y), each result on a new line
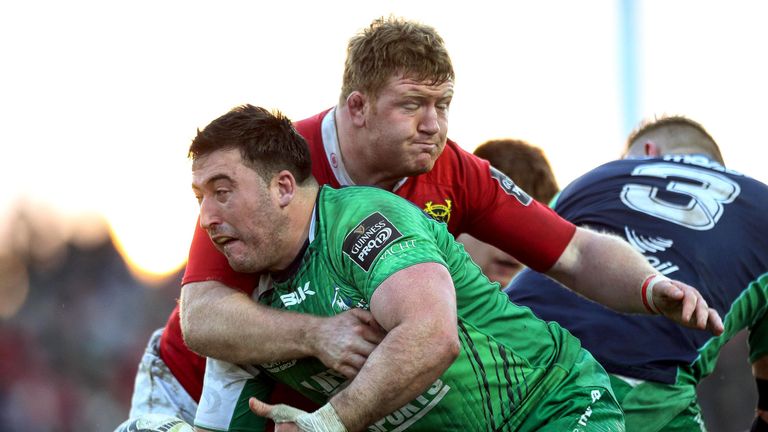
top-left (707, 309), bottom-right (725, 336)
top-left (331, 309), bottom-right (385, 355)
top-left (336, 352), bottom-right (369, 379)
top-left (336, 365), bottom-right (358, 379)
top-left (314, 310), bottom-right (385, 376)
top-left (675, 284), bottom-right (707, 328)
top-left (349, 309), bottom-right (387, 342)
top-left (694, 291), bottom-right (711, 330)
top-left (351, 308), bottom-right (386, 331)
top-left (249, 398), bottom-right (308, 423)
top-left (652, 280), bottom-right (679, 314)
top-left (660, 280), bottom-right (685, 301)
top-left (657, 279), bottom-right (724, 336)
top-left (331, 341), bottom-right (376, 378)
top-left (679, 289), bottom-right (694, 323)
top-left (249, 397), bottom-right (274, 418)
top-left (679, 283), bottom-right (714, 332)
top-left (692, 299), bottom-right (724, 336)
top-left (684, 286), bottom-right (701, 325)
top-left (359, 322), bottom-right (386, 344)
top-left (658, 280), bottom-right (694, 321)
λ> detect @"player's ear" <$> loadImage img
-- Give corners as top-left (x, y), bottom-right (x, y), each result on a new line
top-left (346, 91), bottom-right (367, 127)
top-left (644, 141), bottom-right (661, 157)
top-left (274, 170), bottom-right (296, 208)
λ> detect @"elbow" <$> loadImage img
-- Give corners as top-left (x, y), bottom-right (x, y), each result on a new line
top-left (445, 338), bottom-right (460, 367)
top-left (179, 282), bottom-right (209, 354)
top-left (180, 318), bottom-right (204, 356)
top-left (435, 329), bottom-right (461, 370)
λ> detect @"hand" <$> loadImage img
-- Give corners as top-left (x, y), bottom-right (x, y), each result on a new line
top-left (652, 279), bottom-right (724, 336)
top-left (250, 397), bottom-right (302, 432)
top-left (249, 398), bottom-right (347, 432)
top-left (311, 309), bottom-right (386, 378)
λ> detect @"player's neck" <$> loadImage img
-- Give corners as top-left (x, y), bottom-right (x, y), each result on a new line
top-left (344, 155), bottom-right (402, 191)
top-left (335, 108), bottom-right (403, 191)
top-left (274, 186), bottom-right (318, 272)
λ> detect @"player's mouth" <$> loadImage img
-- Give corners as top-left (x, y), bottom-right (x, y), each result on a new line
top-left (413, 142), bottom-right (438, 151)
top-left (211, 235), bottom-right (239, 249)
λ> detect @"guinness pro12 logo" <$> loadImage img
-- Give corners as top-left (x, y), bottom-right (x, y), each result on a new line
top-left (343, 212), bottom-right (403, 272)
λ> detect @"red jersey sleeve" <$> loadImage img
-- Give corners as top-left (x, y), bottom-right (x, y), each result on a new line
top-left (181, 219), bottom-right (259, 294)
top-left (459, 153), bottom-right (576, 273)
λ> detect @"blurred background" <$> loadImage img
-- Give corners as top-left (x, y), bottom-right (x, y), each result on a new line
top-left (1, 1), bottom-right (764, 430)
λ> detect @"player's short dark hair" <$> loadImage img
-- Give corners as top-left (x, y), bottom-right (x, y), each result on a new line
top-left (340, 16), bottom-right (455, 103)
top-left (474, 139), bottom-right (559, 204)
top-left (188, 104), bottom-right (312, 183)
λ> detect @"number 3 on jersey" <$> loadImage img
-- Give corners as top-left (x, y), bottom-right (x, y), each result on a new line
top-left (620, 163), bottom-right (741, 230)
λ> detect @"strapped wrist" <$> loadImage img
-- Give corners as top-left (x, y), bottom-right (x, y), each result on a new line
top-left (296, 402), bottom-right (348, 432)
top-left (641, 274), bottom-right (668, 314)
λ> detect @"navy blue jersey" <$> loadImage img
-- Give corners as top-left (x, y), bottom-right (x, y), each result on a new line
top-left (506, 154), bottom-right (768, 384)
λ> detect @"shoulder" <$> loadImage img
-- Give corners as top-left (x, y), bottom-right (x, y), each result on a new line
top-left (318, 186), bottom-right (434, 274)
top-left (294, 109), bottom-right (330, 130)
top-left (294, 109), bottom-right (332, 143)
top-left (319, 187), bottom-right (429, 239)
top-left (321, 185), bottom-right (423, 215)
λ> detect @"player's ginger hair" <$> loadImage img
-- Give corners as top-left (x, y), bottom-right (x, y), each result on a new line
top-left (340, 16), bottom-right (455, 105)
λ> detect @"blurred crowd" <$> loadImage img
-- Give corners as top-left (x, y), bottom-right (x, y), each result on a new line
top-left (0, 201), bottom-right (757, 432)
top-left (0, 208), bottom-right (180, 431)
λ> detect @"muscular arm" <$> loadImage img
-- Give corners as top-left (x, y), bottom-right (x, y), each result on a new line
top-left (181, 281), bottom-right (319, 363)
top-left (328, 262), bottom-right (460, 431)
top-left (546, 227), bottom-right (723, 334)
top-left (180, 281), bottom-right (383, 376)
top-left (545, 227), bottom-right (657, 313)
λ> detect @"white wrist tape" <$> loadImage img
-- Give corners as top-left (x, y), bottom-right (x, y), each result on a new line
top-left (641, 274), bottom-right (669, 314)
top-left (295, 403), bottom-right (348, 432)
top-left (269, 404), bottom-right (310, 423)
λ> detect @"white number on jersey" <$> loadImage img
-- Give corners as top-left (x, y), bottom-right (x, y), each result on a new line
top-left (620, 163), bottom-right (741, 230)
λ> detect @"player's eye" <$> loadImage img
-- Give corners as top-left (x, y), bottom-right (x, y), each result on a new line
top-left (215, 189), bottom-right (230, 202)
top-left (402, 101), bottom-right (420, 111)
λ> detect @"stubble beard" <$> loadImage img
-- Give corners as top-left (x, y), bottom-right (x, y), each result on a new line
top-left (224, 244), bottom-right (260, 274)
top-left (228, 212), bottom-right (290, 274)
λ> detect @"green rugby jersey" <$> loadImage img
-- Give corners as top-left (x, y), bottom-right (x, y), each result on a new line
top-left (196, 185), bottom-right (593, 432)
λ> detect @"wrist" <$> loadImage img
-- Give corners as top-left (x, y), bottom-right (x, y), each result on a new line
top-left (297, 402), bottom-right (348, 432)
top-left (300, 315), bottom-right (323, 358)
top-left (641, 274), bottom-right (669, 314)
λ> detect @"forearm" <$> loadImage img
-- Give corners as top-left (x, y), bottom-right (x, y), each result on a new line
top-left (180, 280), bottom-right (321, 364)
top-left (546, 227), bottom-right (657, 314)
top-left (330, 323), bottom-right (459, 431)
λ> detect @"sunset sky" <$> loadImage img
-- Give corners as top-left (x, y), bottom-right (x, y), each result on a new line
top-left (2, 0), bottom-right (767, 282)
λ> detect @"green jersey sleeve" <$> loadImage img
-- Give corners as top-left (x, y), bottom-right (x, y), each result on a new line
top-left (321, 186), bottom-right (451, 302)
top-left (748, 274), bottom-right (768, 362)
